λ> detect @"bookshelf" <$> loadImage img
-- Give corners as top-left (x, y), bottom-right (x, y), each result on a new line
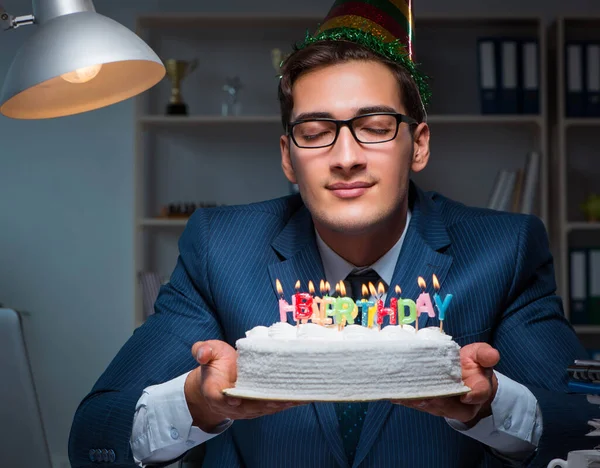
top-left (549, 17), bottom-right (600, 338)
top-left (133, 14), bottom-right (548, 327)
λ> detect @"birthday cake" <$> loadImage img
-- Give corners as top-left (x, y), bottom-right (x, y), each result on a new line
top-left (225, 322), bottom-right (469, 401)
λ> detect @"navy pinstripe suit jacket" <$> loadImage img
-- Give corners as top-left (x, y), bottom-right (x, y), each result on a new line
top-left (69, 182), bottom-right (599, 468)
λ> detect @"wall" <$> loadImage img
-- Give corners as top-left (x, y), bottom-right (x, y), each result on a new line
top-left (0, 0), bottom-right (599, 466)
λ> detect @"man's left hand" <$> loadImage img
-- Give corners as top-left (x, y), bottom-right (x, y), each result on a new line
top-left (391, 342), bottom-right (500, 427)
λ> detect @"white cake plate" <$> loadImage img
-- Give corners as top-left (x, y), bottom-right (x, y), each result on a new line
top-left (222, 386), bottom-right (470, 402)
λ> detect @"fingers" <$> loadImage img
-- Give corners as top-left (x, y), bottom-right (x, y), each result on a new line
top-left (461, 343), bottom-right (500, 368)
top-left (219, 398), bottom-right (305, 420)
top-left (391, 397), bottom-right (480, 422)
top-left (191, 340), bottom-right (237, 366)
top-left (475, 345), bottom-right (500, 368)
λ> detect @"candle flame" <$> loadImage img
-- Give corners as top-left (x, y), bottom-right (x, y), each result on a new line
top-left (377, 282), bottom-right (386, 296)
top-left (362, 284), bottom-right (369, 298)
top-left (308, 280), bottom-right (315, 294)
top-left (417, 276), bottom-right (427, 290)
top-left (339, 281), bottom-right (347, 297)
top-left (325, 281), bottom-right (331, 294)
top-left (368, 282), bottom-right (377, 297)
top-left (335, 282), bottom-right (341, 295)
top-left (276, 279), bottom-right (284, 296)
top-left (432, 274), bottom-right (440, 291)
top-left (395, 285), bottom-right (401, 295)
top-left (295, 280), bottom-right (301, 291)
top-left (320, 279), bottom-right (326, 294)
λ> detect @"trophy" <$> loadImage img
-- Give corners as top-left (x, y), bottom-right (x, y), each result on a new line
top-left (164, 59), bottom-right (198, 115)
top-left (221, 76), bottom-right (243, 117)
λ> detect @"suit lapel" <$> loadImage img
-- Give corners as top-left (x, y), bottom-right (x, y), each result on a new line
top-left (353, 183), bottom-right (454, 468)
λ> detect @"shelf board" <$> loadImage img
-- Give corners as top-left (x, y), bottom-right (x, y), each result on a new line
top-left (138, 218), bottom-right (188, 228)
top-left (426, 115), bottom-right (542, 125)
top-left (564, 118), bottom-right (600, 128)
top-left (573, 325), bottom-right (600, 334)
top-left (137, 13), bottom-right (541, 29)
top-left (138, 13), bottom-right (321, 28)
top-left (139, 114), bottom-right (542, 127)
top-left (566, 222), bottom-right (600, 232)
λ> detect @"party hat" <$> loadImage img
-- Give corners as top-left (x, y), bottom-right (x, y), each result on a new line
top-left (294, 0), bottom-right (430, 105)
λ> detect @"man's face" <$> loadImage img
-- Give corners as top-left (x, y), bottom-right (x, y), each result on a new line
top-left (280, 60), bottom-right (430, 236)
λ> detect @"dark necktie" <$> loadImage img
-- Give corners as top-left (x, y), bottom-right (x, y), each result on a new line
top-left (335, 269), bottom-right (380, 466)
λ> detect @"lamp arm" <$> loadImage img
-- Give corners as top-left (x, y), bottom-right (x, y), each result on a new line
top-left (0, 4), bottom-right (35, 31)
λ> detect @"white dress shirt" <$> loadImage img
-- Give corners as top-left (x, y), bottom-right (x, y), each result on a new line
top-left (131, 210), bottom-right (542, 466)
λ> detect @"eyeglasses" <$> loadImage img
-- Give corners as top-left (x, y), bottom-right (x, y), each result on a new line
top-left (287, 112), bottom-right (418, 149)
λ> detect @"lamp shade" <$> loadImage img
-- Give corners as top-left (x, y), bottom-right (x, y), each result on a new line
top-left (0, 11), bottom-right (165, 119)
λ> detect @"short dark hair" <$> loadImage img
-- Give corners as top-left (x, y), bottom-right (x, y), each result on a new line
top-left (278, 40), bottom-right (425, 130)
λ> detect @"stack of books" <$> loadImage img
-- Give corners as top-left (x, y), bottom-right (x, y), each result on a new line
top-left (568, 359), bottom-right (600, 437)
top-left (487, 151), bottom-right (540, 213)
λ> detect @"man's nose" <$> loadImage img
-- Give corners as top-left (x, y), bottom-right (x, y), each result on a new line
top-left (329, 126), bottom-right (367, 172)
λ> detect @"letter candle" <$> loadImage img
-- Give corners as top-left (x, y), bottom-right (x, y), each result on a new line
top-left (415, 277), bottom-right (436, 331)
top-left (318, 280), bottom-right (333, 326)
top-left (376, 282), bottom-right (398, 328)
top-left (432, 274), bottom-right (453, 333)
top-left (327, 282), bottom-right (343, 326)
top-left (276, 279), bottom-right (294, 322)
top-left (336, 282), bottom-right (356, 329)
top-left (393, 285), bottom-right (401, 328)
top-left (368, 282), bottom-right (379, 328)
top-left (293, 280), bottom-right (314, 326)
top-left (358, 284), bottom-right (375, 327)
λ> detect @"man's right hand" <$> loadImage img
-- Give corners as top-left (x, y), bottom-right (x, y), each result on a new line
top-left (185, 340), bottom-right (304, 433)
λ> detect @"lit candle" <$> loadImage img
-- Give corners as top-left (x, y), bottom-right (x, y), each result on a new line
top-left (320, 281), bottom-right (334, 326)
top-left (399, 298), bottom-right (417, 326)
top-left (367, 282), bottom-right (378, 327)
top-left (415, 276), bottom-right (436, 331)
top-left (358, 284), bottom-right (375, 327)
top-left (432, 274), bottom-right (453, 333)
top-left (327, 282), bottom-right (343, 327)
top-left (335, 282), bottom-right (356, 329)
top-left (276, 279), bottom-right (294, 322)
top-left (375, 282), bottom-right (397, 328)
top-left (310, 280), bottom-right (321, 324)
top-left (293, 280), bottom-right (314, 325)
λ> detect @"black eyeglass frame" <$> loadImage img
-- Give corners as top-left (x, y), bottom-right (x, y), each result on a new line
top-left (286, 112), bottom-right (419, 149)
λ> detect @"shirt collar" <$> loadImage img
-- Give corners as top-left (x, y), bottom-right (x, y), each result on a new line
top-left (315, 210), bottom-right (412, 288)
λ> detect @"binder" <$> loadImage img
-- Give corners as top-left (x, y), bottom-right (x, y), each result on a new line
top-left (499, 40), bottom-right (519, 114)
top-left (520, 40), bottom-right (540, 114)
top-left (586, 43), bottom-right (600, 117)
top-left (566, 42), bottom-right (586, 117)
top-left (478, 39), bottom-right (499, 114)
top-left (570, 249), bottom-right (588, 324)
top-left (589, 249), bottom-right (600, 325)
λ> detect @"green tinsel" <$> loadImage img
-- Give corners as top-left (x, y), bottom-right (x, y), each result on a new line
top-left (286, 27), bottom-right (431, 107)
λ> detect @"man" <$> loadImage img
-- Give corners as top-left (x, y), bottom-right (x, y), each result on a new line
top-left (69, 2), bottom-right (598, 467)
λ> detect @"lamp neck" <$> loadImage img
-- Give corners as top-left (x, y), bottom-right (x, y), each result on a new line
top-left (32, 0), bottom-right (95, 24)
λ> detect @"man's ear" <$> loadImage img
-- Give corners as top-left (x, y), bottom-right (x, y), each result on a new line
top-left (280, 135), bottom-right (297, 184)
top-left (411, 122), bottom-right (430, 173)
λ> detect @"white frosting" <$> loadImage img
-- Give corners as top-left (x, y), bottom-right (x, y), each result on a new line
top-left (245, 325), bottom-right (269, 339)
top-left (232, 323), bottom-right (469, 401)
top-left (267, 322), bottom-right (297, 340)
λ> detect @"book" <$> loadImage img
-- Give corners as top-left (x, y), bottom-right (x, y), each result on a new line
top-left (519, 151), bottom-right (540, 214)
